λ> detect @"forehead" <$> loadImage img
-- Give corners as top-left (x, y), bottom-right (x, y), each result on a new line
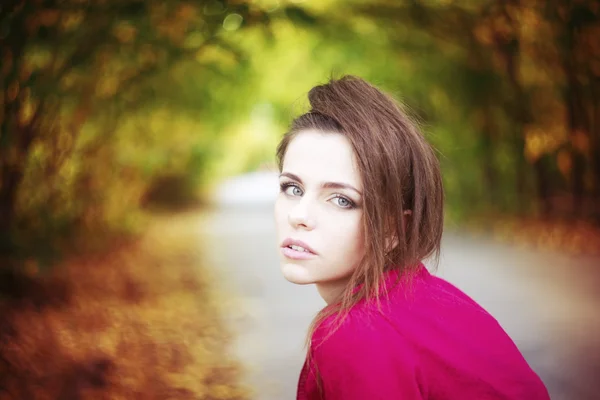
top-left (282, 130), bottom-right (362, 188)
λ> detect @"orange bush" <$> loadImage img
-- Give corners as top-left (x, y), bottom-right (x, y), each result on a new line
top-left (0, 217), bottom-right (249, 400)
top-left (466, 216), bottom-right (600, 256)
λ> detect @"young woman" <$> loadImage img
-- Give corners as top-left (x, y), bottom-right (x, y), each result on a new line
top-left (274, 76), bottom-right (550, 399)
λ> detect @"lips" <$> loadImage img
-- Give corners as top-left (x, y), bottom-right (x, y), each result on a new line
top-left (281, 238), bottom-right (317, 255)
top-left (281, 238), bottom-right (317, 260)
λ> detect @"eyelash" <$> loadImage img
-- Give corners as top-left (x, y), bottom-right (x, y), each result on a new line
top-left (331, 194), bottom-right (356, 209)
top-left (279, 182), bottom-right (357, 209)
top-left (280, 182), bottom-right (301, 196)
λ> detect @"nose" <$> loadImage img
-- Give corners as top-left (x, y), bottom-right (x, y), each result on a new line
top-left (288, 198), bottom-right (315, 230)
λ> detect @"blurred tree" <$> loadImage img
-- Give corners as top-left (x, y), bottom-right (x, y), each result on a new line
top-left (546, 0), bottom-right (599, 215)
top-left (0, 0), bottom-right (307, 258)
top-left (1, 0), bottom-right (599, 262)
top-left (350, 0), bottom-right (599, 221)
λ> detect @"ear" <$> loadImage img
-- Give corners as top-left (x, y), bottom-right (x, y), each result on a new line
top-left (385, 210), bottom-right (411, 253)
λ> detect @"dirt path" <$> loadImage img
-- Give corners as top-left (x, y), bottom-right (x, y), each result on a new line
top-left (190, 208), bottom-right (600, 400)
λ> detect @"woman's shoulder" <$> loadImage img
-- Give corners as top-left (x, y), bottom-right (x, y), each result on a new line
top-left (307, 304), bottom-right (423, 396)
top-left (309, 267), bottom-right (428, 353)
top-left (310, 300), bottom-right (415, 362)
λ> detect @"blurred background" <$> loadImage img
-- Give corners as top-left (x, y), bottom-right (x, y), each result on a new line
top-left (0, 0), bottom-right (599, 399)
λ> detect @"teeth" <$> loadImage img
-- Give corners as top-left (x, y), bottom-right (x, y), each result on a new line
top-left (289, 244), bottom-right (308, 252)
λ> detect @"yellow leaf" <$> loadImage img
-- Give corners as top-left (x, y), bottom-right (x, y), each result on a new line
top-left (7, 80), bottom-right (19, 102)
top-left (114, 23), bottom-right (137, 43)
top-left (2, 49), bottom-right (12, 76)
top-left (177, 3), bottom-right (198, 21)
top-left (38, 9), bottom-right (60, 27)
top-left (557, 149), bottom-right (572, 178)
top-left (572, 129), bottom-right (589, 152)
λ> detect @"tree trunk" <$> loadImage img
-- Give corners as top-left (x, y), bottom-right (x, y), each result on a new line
top-left (480, 105), bottom-right (499, 210)
top-left (0, 0), bottom-right (30, 254)
top-left (553, 0), bottom-right (594, 219)
top-left (590, 79), bottom-right (600, 222)
top-left (533, 156), bottom-right (552, 217)
top-left (496, 0), bottom-right (532, 214)
top-left (565, 69), bottom-right (588, 218)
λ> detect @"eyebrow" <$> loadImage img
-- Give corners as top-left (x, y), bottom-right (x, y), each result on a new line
top-left (279, 172), bottom-right (362, 196)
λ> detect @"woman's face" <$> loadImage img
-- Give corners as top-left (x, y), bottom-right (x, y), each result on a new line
top-left (274, 130), bottom-right (365, 294)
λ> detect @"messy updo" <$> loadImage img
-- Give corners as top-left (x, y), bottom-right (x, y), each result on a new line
top-left (276, 75), bottom-right (444, 339)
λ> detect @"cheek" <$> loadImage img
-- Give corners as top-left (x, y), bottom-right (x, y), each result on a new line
top-left (347, 218), bottom-right (365, 255)
top-left (325, 212), bottom-right (364, 255)
top-left (273, 196), bottom-right (288, 228)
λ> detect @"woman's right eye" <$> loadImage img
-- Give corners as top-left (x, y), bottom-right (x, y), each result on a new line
top-left (280, 183), bottom-right (303, 196)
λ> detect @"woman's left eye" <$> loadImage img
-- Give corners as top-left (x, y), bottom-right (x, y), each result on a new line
top-left (332, 195), bottom-right (354, 209)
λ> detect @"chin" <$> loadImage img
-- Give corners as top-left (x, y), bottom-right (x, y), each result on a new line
top-left (281, 262), bottom-right (315, 285)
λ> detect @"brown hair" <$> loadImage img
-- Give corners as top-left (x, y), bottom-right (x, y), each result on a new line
top-left (276, 75), bottom-right (444, 349)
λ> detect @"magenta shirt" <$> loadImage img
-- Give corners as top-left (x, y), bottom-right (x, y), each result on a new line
top-left (297, 264), bottom-right (550, 400)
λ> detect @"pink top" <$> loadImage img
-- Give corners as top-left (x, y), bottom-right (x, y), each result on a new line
top-left (297, 264), bottom-right (550, 400)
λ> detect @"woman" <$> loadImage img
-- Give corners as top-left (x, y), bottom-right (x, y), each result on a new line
top-left (274, 76), bottom-right (550, 399)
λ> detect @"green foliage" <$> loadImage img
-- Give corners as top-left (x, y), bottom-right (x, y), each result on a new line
top-left (0, 0), bottom-right (281, 258)
top-left (284, 5), bottom-right (318, 26)
top-left (341, 0), bottom-right (600, 222)
top-left (2, 0), bottom-right (599, 263)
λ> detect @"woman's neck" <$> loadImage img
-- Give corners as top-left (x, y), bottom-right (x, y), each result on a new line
top-left (316, 277), bottom-right (350, 305)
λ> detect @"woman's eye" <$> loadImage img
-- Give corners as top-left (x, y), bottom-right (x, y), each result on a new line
top-left (281, 183), bottom-right (303, 196)
top-left (332, 195), bottom-right (354, 209)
